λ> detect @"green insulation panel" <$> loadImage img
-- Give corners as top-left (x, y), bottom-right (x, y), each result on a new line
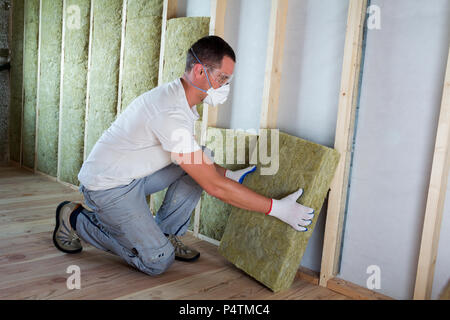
top-left (163, 17), bottom-right (210, 120)
top-left (21, 0), bottom-right (40, 169)
top-left (162, 17), bottom-right (210, 83)
top-left (120, 0), bottom-right (162, 111)
top-left (84, 0), bottom-right (122, 157)
top-left (36, 0), bottom-right (63, 176)
top-left (9, 0), bottom-right (25, 162)
top-left (59, 0), bottom-right (90, 185)
top-left (219, 131), bottom-right (340, 292)
top-left (199, 127), bottom-right (257, 241)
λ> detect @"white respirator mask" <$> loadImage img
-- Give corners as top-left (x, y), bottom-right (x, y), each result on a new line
top-left (187, 48), bottom-right (231, 107)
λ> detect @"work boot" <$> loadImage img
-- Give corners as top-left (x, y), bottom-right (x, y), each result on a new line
top-left (167, 234), bottom-right (200, 262)
top-left (53, 201), bottom-right (83, 254)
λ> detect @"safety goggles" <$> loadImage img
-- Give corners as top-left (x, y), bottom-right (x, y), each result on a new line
top-left (205, 66), bottom-right (234, 87)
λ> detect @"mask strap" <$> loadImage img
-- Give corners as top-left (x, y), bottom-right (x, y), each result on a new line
top-left (185, 76), bottom-right (208, 94)
top-left (190, 48), bottom-right (213, 88)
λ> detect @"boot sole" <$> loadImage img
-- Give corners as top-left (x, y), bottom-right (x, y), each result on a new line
top-left (52, 201), bottom-right (83, 254)
top-left (175, 252), bottom-right (200, 262)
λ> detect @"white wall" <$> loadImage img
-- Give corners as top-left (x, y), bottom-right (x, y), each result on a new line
top-left (217, 0), bottom-right (271, 131)
top-left (338, 0), bottom-right (450, 300)
top-left (177, 0), bottom-right (210, 17)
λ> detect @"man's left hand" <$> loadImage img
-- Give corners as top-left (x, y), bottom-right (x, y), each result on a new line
top-left (225, 165), bottom-right (257, 184)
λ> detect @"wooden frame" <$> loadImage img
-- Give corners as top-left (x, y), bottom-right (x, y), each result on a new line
top-left (319, 0), bottom-right (368, 287)
top-left (201, 0), bottom-right (227, 129)
top-left (413, 47), bottom-right (450, 300)
top-left (34, 0), bottom-right (43, 172)
top-left (193, 0), bottom-right (228, 238)
top-left (157, 0), bottom-right (177, 87)
top-left (56, 0), bottom-right (67, 182)
top-left (82, 0), bottom-right (95, 162)
top-left (150, 0), bottom-right (178, 214)
top-left (19, 0), bottom-right (27, 167)
top-left (116, 0), bottom-right (128, 115)
top-left (259, 0), bottom-right (288, 129)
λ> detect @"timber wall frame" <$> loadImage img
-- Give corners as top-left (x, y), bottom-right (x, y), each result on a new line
top-left (319, 0), bottom-right (368, 287)
top-left (7, 0), bottom-right (450, 300)
top-left (413, 47), bottom-right (450, 300)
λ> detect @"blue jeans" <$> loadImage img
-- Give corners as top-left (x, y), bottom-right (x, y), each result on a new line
top-left (75, 163), bottom-right (203, 276)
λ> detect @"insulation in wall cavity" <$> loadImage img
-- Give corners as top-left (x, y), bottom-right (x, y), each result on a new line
top-left (9, 0), bottom-right (24, 162)
top-left (163, 17), bottom-right (210, 120)
top-left (219, 131), bottom-right (340, 292)
top-left (199, 127), bottom-right (257, 241)
top-left (21, 0), bottom-right (39, 169)
top-left (84, 0), bottom-right (122, 157)
top-left (59, 0), bottom-right (90, 185)
top-left (36, 0), bottom-right (63, 176)
top-left (162, 17), bottom-right (210, 83)
top-left (120, 0), bottom-right (162, 111)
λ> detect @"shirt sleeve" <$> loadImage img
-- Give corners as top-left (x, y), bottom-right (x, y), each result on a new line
top-left (150, 111), bottom-right (202, 154)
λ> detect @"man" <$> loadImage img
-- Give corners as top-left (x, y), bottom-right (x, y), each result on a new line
top-left (52, 36), bottom-right (315, 276)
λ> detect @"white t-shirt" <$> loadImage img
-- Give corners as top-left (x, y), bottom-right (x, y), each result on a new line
top-left (78, 78), bottom-right (201, 191)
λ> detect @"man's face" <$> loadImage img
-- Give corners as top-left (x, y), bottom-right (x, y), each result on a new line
top-left (195, 55), bottom-right (235, 90)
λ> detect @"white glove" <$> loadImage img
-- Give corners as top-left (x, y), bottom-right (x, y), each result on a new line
top-left (266, 188), bottom-right (314, 232)
top-left (225, 165), bottom-right (257, 184)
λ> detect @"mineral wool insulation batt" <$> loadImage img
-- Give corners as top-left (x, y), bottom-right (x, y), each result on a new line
top-left (152, 16), bottom-right (210, 220)
top-left (9, 0), bottom-right (24, 162)
top-left (22, 0), bottom-right (39, 169)
top-left (36, 0), bottom-right (63, 176)
top-left (84, 0), bottom-right (123, 157)
top-left (120, 0), bottom-right (163, 111)
top-left (219, 131), bottom-right (340, 292)
top-left (199, 127), bottom-right (257, 241)
top-left (59, 0), bottom-right (90, 185)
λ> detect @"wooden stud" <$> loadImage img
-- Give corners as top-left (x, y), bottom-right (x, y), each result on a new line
top-left (116, 0), bottom-right (127, 115)
top-left (259, 0), bottom-right (288, 129)
top-left (196, 0), bottom-right (227, 238)
top-left (157, 0), bottom-right (177, 87)
top-left (319, 0), bottom-right (368, 287)
top-left (34, 0), bottom-right (43, 172)
top-left (6, 0), bottom-right (12, 163)
top-left (413, 47), bottom-right (450, 300)
top-left (150, 0), bottom-right (177, 213)
top-left (56, 0), bottom-right (67, 181)
top-left (19, 0), bottom-right (26, 167)
top-left (83, 0), bottom-right (95, 162)
top-left (202, 0), bottom-right (227, 128)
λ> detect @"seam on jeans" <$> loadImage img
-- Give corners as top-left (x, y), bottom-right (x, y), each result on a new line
top-left (80, 211), bottom-right (110, 239)
top-left (174, 215), bottom-right (191, 236)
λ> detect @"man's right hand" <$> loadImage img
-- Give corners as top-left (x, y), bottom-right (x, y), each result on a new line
top-left (266, 188), bottom-right (315, 232)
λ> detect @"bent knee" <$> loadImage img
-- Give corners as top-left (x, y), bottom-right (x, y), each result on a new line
top-left (139, 244), bottom-right (175, 276)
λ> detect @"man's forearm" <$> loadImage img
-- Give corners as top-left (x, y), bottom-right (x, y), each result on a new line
top-left (211, 175), bottom-right (272, 214)
top-left (214, 163), bottom-right (226, 177)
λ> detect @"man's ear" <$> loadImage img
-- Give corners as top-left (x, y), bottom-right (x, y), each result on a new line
top-left (193, 63), bottom-right (203, 77)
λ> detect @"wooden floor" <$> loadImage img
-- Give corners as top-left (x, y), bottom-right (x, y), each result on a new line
top-left (0, 164), bottom-right (350, 300)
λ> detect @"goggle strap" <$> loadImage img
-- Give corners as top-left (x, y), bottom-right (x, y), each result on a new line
top-left (190, 48), bottom-right (213, 88)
